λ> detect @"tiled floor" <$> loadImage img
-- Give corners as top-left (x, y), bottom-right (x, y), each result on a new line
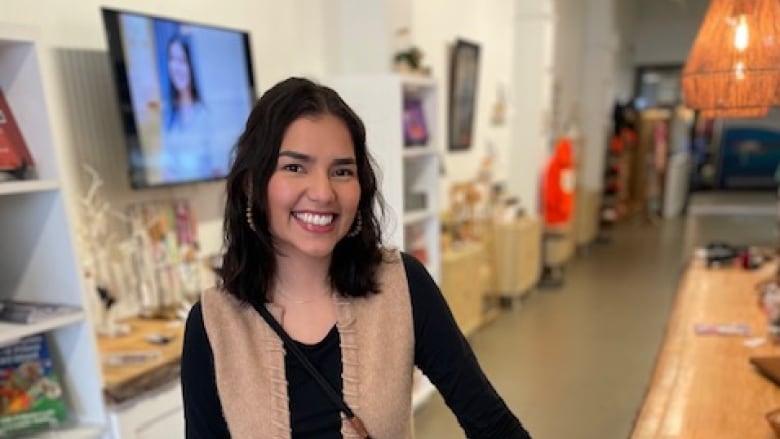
top-left (414, 197), bottom-right (776, 438)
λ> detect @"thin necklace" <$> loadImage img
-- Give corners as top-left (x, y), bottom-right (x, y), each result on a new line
top-left (274, 288), bottom-right (333, 305)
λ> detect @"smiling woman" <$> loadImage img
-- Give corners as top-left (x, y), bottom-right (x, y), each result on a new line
top-left (181, 77), bottom-right (532, 439)
top-left (267, 115), bottom-right (362, 260)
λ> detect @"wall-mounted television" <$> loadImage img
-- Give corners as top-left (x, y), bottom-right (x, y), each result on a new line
top-left (101, 8), bottom-right (256, 188)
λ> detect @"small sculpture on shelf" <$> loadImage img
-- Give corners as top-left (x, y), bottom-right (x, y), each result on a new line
top-left (392, 27), bottom-right (430, 76)
top-left (78, 165), bottom-right (131, 337)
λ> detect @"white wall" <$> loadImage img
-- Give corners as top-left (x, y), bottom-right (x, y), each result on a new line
top-left (411, 0), bottom-right (517, 210)
top-left (2, 0), bottom-right (327, 261)
top-left (633, 0), bottom-right (709, 66)
top-left (552, 0), bottom-right (586, 138)
top-left (614, 0), bottom-right (639, 101)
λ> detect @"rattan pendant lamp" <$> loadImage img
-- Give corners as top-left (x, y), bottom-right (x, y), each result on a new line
top-left (682, 0), bottom-right (780, 118)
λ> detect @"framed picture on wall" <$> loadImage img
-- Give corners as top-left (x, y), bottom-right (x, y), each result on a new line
top-left (448, 39), bottom-right (480, 151)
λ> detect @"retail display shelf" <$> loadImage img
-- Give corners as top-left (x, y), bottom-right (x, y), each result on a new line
top-left (28, 424), bottom-right (105, 439)
top-left (0, 310), bottom-right (85, 346)
top-left (0, 179), bottom-right (60, 196)
top-left (412, 373), bottom-right (437, 412)
top-left (402, 146), bottom-right (437, 159)
top-left (403, 208), bottom-right (436, 225)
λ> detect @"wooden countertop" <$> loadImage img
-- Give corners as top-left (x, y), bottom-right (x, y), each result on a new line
top-left (631, 261), bottom-right (780, 438)
top-left (97, 317), bottom-right (185, 404)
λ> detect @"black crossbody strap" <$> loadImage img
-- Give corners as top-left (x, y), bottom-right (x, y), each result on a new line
top-left (251, 302), bottom-right (372, 439)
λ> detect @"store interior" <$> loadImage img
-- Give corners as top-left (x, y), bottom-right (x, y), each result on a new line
top-left (2, 0), bottom-right (780, 437)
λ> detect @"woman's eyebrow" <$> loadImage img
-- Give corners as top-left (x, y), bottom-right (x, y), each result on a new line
top-left (332, 158), bottom-right (357, 166)
top-left (278, 151), bottom-right (312, 162)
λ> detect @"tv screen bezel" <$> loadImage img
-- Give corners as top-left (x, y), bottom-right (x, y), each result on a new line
top-left (101, 7), bottom-right (257, 189)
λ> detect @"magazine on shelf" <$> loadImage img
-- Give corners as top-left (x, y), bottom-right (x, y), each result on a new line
top-left (0, 90), bottom-right (35, 181)
top-left (0, 301), bottom-right (81, 325)
top-left (0, 335), bottom-right (68, 436)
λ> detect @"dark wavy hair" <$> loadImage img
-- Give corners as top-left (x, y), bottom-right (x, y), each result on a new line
top-left (220, 77), bottom-right (386, 306)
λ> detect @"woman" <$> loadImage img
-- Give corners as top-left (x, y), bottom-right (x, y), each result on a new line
top-left (160, 34), bottom-right (213, 183)
top-left (181, 77), bottom-right (532, 439)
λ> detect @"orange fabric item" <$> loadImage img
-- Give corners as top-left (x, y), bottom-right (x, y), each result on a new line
top-left (543, 137), bottom-right (575, 226)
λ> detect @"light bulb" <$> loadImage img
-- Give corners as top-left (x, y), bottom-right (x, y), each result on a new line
top-left (735, 61), bottom-right (746, 80)
top-left (734, 14), bottom-right (749, 51)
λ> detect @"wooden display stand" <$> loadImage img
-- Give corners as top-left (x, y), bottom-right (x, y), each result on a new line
top-left (632, 261), bottom-right (780, 438)
top-left (484, 217), bottom-right (542, 299)
top-left (97, 317), bottom-right (186, 438)
top-left (98, 318), bottom-right (184, 404)
top-left (441, 242), bottom-right (489, 337)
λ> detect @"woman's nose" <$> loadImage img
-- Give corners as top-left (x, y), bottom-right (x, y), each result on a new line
top-left (306, 170), bottom-right (336, 203)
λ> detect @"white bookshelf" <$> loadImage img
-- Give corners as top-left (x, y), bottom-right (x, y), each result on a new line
top-left (0, 24), bottom-right (107, 433)
top-left (327, 74), bottom-right (442, 411)
top-left (327, 74), bottom-right (442, 281)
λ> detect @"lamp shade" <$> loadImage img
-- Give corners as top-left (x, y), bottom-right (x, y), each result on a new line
top-left (682, 0), bottom-right (780, 113)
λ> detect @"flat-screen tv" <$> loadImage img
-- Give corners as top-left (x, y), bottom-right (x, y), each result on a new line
top-left (101, 8), bottom-right (256, 188)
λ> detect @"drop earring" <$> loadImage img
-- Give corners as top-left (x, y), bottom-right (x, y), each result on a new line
top-left (246, 180), bottom-right (257, 233)
top-left (347, 214), bottom-right (362, 238)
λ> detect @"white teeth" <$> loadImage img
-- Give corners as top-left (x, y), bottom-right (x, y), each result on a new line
top-left (294, 212), bottom-right (334, 226)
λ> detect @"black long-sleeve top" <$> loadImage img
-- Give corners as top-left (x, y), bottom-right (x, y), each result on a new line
top-left (181, 253), bottom-right (532, 438)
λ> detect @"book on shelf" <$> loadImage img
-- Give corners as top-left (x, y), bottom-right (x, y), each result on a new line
top-left (0, 335), bottom-right (68, 436)
top-left (0, 301), bottom-right (81, 325)
top-left (0, 90), bottom-right (35, 181)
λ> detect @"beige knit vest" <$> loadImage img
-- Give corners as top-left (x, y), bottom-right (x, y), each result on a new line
top-left (201, 251), bottom-right (414, 439)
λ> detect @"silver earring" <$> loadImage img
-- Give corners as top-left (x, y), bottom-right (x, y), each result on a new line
top-left (246, 180), bottom-right (257, 233)
top-left (347, 215), bottom-right (362, 238)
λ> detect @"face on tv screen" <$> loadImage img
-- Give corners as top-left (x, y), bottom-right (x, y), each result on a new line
top-left (103, 9), bottom-right (255, 188)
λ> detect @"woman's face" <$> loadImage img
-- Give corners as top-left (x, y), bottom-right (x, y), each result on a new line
top-left (266, 114), bottom-right (361, 261)
top-left (168, 40), bottom-right (191, 93)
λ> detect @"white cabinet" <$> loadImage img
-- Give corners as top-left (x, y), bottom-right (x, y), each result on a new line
top-left (327, 74), bottom-right (442, 282)
top-left (0, 25), bottom-right (107, 436)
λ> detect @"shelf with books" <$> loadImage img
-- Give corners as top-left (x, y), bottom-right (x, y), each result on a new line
top-left (0, 310), bottom-right (86, 346)
top-left (0, 24), bottom-right (107, 434)
top-left (0, 179), bottom-right (59, 196)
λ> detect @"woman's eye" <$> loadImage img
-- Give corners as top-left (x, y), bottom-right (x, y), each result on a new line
top-left (333, 168), bottom-right (356, 178)
top-left (282, 164), bottom-right (304, 173)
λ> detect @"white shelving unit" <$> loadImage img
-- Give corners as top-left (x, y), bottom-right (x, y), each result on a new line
top-left (327, 73), bottom-right (442, 281)
top-left (0, 25), bottom-right (107, 435)
top-left (327, 74), bottom-right (442, 411)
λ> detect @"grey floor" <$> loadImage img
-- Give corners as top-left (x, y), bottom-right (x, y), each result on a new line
top-left (414, 193), bottom-right (776, 439)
